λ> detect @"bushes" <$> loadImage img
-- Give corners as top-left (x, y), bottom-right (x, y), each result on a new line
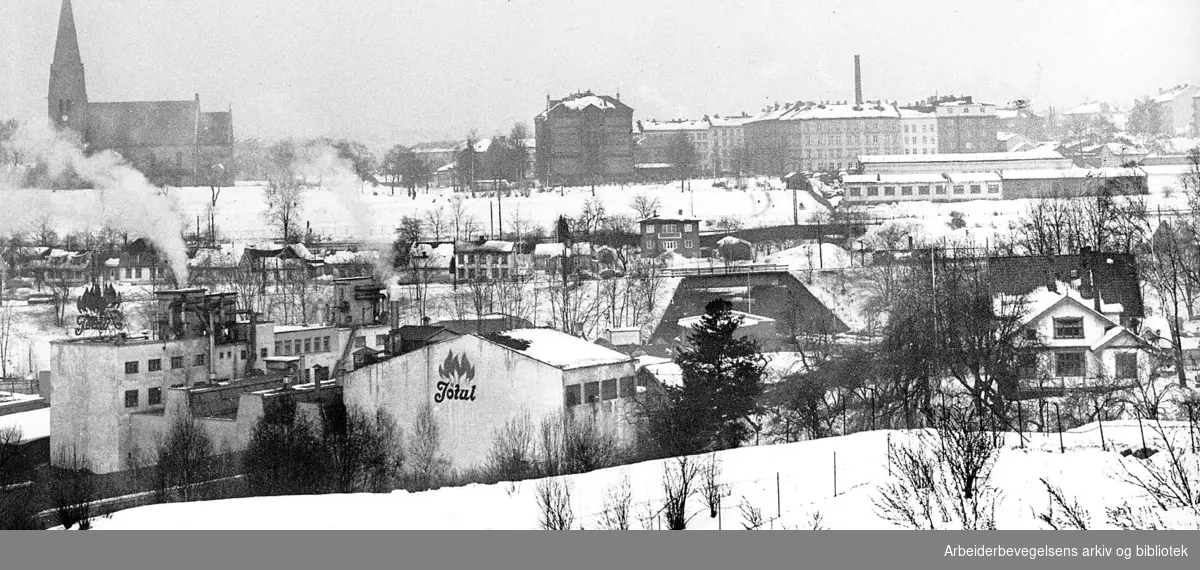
top-left (486, 411), bottom-right (537, 483)
top-left (534, 477), bottom-right (576, 530)
top-left (407, 403), bottom-right (450, 491)
top-left (157, 412), bottom-right (216, 503)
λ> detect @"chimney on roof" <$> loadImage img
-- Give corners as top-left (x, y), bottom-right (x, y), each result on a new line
top-left (854, 55), bottom-right (863, 105)
top-left (422, 316), bottom-right (431, 326)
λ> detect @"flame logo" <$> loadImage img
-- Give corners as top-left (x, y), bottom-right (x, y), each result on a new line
top-left (438, 351), bottom-right (476, 384)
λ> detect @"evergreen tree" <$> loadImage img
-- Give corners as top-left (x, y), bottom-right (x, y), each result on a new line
top-left (674, 298), bottom-right (766, 451)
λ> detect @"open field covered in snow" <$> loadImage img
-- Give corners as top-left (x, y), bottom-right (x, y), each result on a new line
top-left (92, 421), bottom-right (1200, 530)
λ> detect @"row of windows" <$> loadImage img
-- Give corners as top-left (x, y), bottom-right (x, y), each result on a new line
top-left (457, 254), bottom-right (510, 265)
top-left (563, 377), bottom-right (637, 406)
top-left (1017, 351), bottom-right (1137, 379)
top-left (275, 335), bottom-right (333, 357)
top-left (904, 149), bottom-right (937, 155)
top-left (124, 387), bottom-right (163, 408)
top-left (456, 267), bottom-right (513, 280)
top-left (647, 239), bottom-right (695, 250)
top-left (806, 135), bottom-right (896, 146)
top-left (902, 124), bottom-right (935, 133)
top-left (847, 183), bottom-right (1000, 197)
top-left (125, 355), bottom-right (206, 374)
top-left (904, 136), bottom-right (936, 145)
top-left (644, 224), bottom-right (694, 234)
top-left (801, 121), bottom-right (900, 133)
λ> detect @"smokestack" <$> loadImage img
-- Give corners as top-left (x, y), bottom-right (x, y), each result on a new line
top-left (854, 55), bottom-right (863, 105)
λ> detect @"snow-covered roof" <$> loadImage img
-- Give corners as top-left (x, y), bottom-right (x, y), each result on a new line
top-left (0, 407), bottom-right (49, 443)
top-left (708, 115), bottom-right (755, 127)
top-left (494, 329), bottom-right (632, 370)
top-left (1009, 283), bottom-right (1124, 329)
top-left (786, 102), bottom-right (900, 120)
top-left (274, 324), bottom-right (332, 334)
top-left (858, 148), bottom-right (1065, 164)
top-left (1064, 102), bottom-right (1105, 115)
top-left (560, 95), bottom-right (616, 111)
top-left (323, 250), bottom-right (380, 265)
top-left (1152, 85), bottom-right (1195, 103)
top-left (898, 108), bottom-right (935, 119)
top-left (456, 240), bottom-right (514, 254)
top-left (999, 167), bottom-right (1143, 180)
top-left (532, 243), bottom-right (565, 257)
top-left (843, 172), bottom-right (1000, 184)
top-left (717, 236), bottom-right (751, 246)
top-left (677, 311), bottom-right (775, 329)
top-left (641, 360), bottom-right (683, 388)
top-left (996, 109), bottom-right (1019, 120)
top-left (641, 119), bottom-right (709, 132)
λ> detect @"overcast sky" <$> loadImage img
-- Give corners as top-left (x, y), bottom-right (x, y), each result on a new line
top-left (2, 0), bottom-right (1197, 149)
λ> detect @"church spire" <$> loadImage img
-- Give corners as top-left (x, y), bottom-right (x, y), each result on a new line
top-left (53, 0), bottom-right (83, 68)
top-left (49, 0), bottom-right (88, 133)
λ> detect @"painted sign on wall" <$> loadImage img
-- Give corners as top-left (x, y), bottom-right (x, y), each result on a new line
top-left (435, 350), bottom-right (478, 403)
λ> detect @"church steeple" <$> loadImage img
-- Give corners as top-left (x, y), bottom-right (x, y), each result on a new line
top-left (49, 0), bottom-right (88, 135)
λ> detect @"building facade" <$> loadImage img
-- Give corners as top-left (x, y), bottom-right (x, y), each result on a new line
top-left (637, 120), bottom-right (712, 175)
top-left (1152, 84), bottom-right (1199, 137)
top-left (934, 99), bottom-right (999, 154)
top-left (342, 330), bottom-right (639, 471)
top-left (535, 91), bottom-right (634, 186)
top-left (454, 240), bottom-right (517, 281)
top-left (639, 214), bottom-right (701, 259)
top-left (708, 115), bottom-right (753, 175)
top-left (899, 109), bottom-right (938, 156)
top-left (47, 0), bottom-right (234, 187)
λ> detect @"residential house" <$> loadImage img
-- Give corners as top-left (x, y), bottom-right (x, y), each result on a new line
top-left (1151, 84), bottom-right (1199, 137)
top-left (454, 239), bottom-right (517, 281)
top-left (639, 213), bottom-right (701, 259)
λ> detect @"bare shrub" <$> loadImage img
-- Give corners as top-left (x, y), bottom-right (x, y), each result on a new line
top-left (157, 412), bottom-right (215, 502)
top-left (563, 415), bottom-right (618, 474)
top-left (1106, 501), bottom-right (1170, 530)
top-left (1034, 478), bottom-right (1091, 530)
top-left (486, 411), bottom-right (537, 483)
top-left (407, 403), bottom-right (450, 491)
top-left (1110, 387), bottom-right (1199, 522)
top-left (699, 452), bottom-right (723, 518)
top-left (807, 510), bottom-right (827, 530)
top-left (538, 413), bottom-right (565, 477)
top-left (49, 445), bottom-right (98, 530)
top-left (873, 404), bottom-right (1002, 529)
top-left (534, 477), bottom-right (575, 530)
top-left (0, 426), bottom-right (41, 530)
top-left (739, 496), bottom-right (764, 530)
top-left (661, 455), bottom-right (700, 530)
top-left (600, 472), bottom-right (633, 530)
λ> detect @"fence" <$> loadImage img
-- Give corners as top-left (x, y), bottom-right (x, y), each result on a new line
top-left (662, 264), bottom-right (791, 278)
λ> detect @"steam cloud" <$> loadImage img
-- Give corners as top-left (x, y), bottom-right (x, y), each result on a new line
top-left (0, 120), bottom-right (191, 286)
top-left (303, 148), bottom-right (397, 284)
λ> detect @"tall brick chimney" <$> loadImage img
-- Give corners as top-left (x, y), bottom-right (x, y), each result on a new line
top-left (854, 55), bottom-right (863, 105)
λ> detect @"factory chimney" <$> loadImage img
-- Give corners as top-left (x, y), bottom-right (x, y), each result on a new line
top-left (854, 55), bottom-right (863, 105)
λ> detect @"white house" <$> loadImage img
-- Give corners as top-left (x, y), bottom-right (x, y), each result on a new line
top-left (1012, 284), bottom-right (1152, 391)
top-left (342, 328), bottom-right (638, 471)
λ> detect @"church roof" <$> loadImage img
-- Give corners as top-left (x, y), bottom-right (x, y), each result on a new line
top-left (86, 100), bottom-right (200, 147)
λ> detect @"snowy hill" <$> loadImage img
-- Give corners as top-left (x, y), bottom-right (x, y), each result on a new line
top-left (92, 423), bottom-right (1199, 530)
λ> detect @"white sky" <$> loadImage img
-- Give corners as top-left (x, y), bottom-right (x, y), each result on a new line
top-left (1, 0), bottom-right (1197, 148)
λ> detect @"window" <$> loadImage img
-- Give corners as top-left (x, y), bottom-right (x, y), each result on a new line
top-left (194, 354), bottom-right (206, 366)
top-left (987, 183), bottom-right (1000, 194)
top-left (662, 240), bottom-right (678, 250)
top-left (148, 387), bottom-right (162, 406)
top-left (376, 335), bottom-right (387, 346)
top-left (602, 379), bottom-right (618, 400)
top-left (148, 358), bottom-right (162, 372)
top-left (848, 187), bottom-right (861, 197)
top-left (1053, 317), bottom-right (1085, 339)
top-left (355, 336), bottom-right (366, 347)
top-left (1114, 352), bottom-right (1138, 380)
top-left (124, 361), bottom-right (139, 374)
top-left (1055, 352), bottom-right (1085, 377)
top-left (684, 224), bottom-right (693, 233)
top-left (619, 376), bottom-right (636, 398)
top-left (644, 225), bottom-right (655, 234)
top-left (260, 348), bottom-right (268, 358)
top-left (240, 350), bottom-right (247, 360)
top-left (935, 184), bottom-right (947, 195)
top-left (171, 356), bottom-right (184, 370)
top-left (867, 186), bottom-right (879, 197)
top-left (953, 185), bottom-right (965, 194)
top-left (918, 185), bottom-right (930, 195)
top-left (901, 186), bottom-right (913, 196)
top-left (275, 341), bottom-right (282, 356)
top-left (136, 268), bottom-right (143, 279)
top-left (324, 337), bottom-right (331, 352)
top-left (218, 351), bottom-right (225, 360)
top-left (563, 384), bottom-right (582, 407)
top-left (1026, 329), bottom-right (1038, 341)
top-left (645, 239), bottom-right (654, 249)
top-left (883, 186), bottom-right (895, 196)
top-left (969, 184), bottom-right (982, 194)
top-left (663, 224), bottom-right (676, 234)
top-left (304, 338), bottom-right (312, 353)
top-left (125, 268), bottom-right (132, 279)
top-left (283, 341), bottom-right (291, 356)
top-left (684, 240), bottom-right (694, 249)
top-left (584, 381), bottom-right (600, 403)
top-left (124, 390), bottom-right (139, 408)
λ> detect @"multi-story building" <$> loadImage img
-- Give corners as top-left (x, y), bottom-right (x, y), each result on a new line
top-left (534, 91), bottom-right (634, 186)
top-left (899, 109), bottom-right (938, 156)
top-left (454, 240), bottom-right (517, 281)
top-left (743, 104), bottom-right (797, 176)
top-left (996, 107), bottom-right (1046, 141)
top-left (933, 98), bottom-right (999, 154)
top-left (708, 114), bottom-right (753, 175)
top-left (637, 119), bottom-right (712, 175)
top-left (639, 213), bottom-right (701, 258)
top-left (744, 101), bottom-right (903, 175)
top-left (1151, 84), bottom-right (1199, 137)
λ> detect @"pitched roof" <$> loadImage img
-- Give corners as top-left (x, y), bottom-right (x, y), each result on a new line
top-left (52, 0), bottom-right (82, 69)
top-left (1152, 85), bottom-right (1196, 103)
top-left (986, 253), bottom-right (1143, 318)
top-left (87, 100), bottom-right (199, 147)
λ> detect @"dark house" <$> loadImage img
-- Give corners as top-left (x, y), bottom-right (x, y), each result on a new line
top-left (987, 250), bottom-right (1144, 329)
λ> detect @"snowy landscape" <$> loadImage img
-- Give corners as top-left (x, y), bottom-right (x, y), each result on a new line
top-left (3, 0), bottom-right (1200, 543)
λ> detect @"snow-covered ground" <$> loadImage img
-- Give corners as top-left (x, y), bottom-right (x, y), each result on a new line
top-left (0, 406), bottom-right (49, 443)
top-left (92, 422), bottom-right (1200, 530)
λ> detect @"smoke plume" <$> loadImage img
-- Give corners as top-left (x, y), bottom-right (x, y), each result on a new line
top-left (0, 119), bottom-right (191, 286)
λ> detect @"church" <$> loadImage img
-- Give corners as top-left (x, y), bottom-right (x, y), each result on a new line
top-left (48, 0), bottom-right (235, 187)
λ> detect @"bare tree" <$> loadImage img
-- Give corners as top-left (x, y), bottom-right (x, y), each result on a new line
top-left (661, 455), bottom-right (701, 530)
top-left (534, 477), bottom-right (576, 530)
top-left (600, 472), bottom-right (633, 530)
top-left (450, 194), bottom-right (468, 241)
top-left (739, 496), bottom-right (764, 530)
top-left (630, 193), bottom-right (661, 219)
top-left (263, 179), bottom-right (305, 243)
top-left (49, 444), bottom-right (99, 529)
top-left (407, 403), bottom-right (450, 491)
top-left (425, 206), bottom-right (449, 243)
top-left (699, 452), bottom-right (723, 518)
top-left (157, 411), bottom-right (215, 502)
